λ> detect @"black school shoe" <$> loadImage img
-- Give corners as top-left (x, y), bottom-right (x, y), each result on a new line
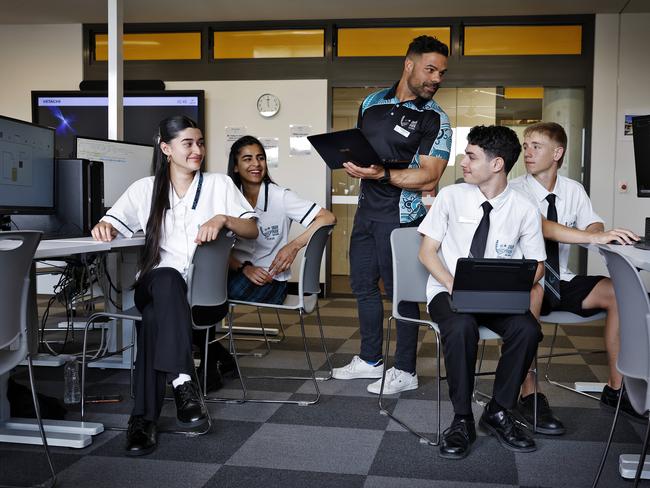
top-left (173, 381), bottom-right (208, 428)
top-left (126, 415), bottom-right (157, 456)
top-left (439, 418), bottom-right (477, 460)
top-left (479, 407), bottom-right (537, 453)
top-left (513, 392), bottom-right (566, 435)
top-left (601, 384), bottom-right (648, 421)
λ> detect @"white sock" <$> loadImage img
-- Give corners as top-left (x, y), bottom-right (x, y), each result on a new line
top-left (172, 374), bottom-right (192, 388)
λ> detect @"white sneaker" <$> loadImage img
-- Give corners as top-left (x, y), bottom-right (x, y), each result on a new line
top-left (332, 355), bottom-right (384, 380)
top-left (367, 367), bottom-right (418, 395)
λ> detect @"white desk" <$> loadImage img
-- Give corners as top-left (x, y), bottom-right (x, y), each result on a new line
top-left (0, 235), bottom-right (144, 448)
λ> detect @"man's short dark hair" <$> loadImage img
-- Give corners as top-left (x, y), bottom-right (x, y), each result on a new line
top-left (467, 125), bottom-right (522, 174)
top-left (406, 35), bottom-right (449, 58)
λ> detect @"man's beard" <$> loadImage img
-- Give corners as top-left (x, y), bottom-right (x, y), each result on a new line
top-left (407, 79), bottom-right (439, 100)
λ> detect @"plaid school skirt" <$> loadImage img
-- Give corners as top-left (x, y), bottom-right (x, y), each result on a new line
top-left (228, 270), bottom-right (288, 305)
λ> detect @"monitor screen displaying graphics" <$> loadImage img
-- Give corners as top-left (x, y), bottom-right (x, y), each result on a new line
top-left (0, 115), bottom-right (55, 215)
top-left (32, 90), bottom-right (204, 158)
top-left (76, 136), bottom-right (154, 207)
top-left (633, 115), bottom-right (650, 197)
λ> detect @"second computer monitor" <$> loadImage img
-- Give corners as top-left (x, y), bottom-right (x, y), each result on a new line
top-left (75, 136), bottom-right (154, 207)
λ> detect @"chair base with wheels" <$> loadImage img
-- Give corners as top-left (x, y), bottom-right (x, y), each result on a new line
top-left (540, 310), bottom-right (607, 400)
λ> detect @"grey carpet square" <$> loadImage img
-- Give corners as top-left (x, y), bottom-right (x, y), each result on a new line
top-left (369, 431), bottom-right (518, 485)
top-left (268, 394), bottom-right (395, 430)
top-left (227, 423), bottom-right (384, 475)
top-left (90, 419), bottom-right (262, 463)
top-left (206, 465), bottom-right (365, 488)
top-left (57, 455), bottom-right (220, 487)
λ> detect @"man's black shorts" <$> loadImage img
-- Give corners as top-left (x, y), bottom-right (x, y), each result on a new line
top-left (541, 275), bottom-right (607, 317)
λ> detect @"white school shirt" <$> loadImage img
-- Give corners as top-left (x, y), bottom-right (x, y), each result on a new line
top-left (101, 172), bottom-right (255, 280)
top-left (510, 173), bottom-right (604, 281)
top-left (418, 183), bottom-right (546, 304)
top-left (232, 182), bottom-right (321, 282)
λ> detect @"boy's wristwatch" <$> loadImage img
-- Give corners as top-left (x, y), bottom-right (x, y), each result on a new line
top-left (379, 167), bottom-right (391, 184)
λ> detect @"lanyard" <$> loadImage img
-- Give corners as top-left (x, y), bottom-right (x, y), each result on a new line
top-left (191, 172), bottom-right (203, 210)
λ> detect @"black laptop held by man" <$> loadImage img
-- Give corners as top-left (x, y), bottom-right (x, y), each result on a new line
top-left (308, 128), bottom-right (409, 170)
top-left (450, 258), bottom-right (538, 314)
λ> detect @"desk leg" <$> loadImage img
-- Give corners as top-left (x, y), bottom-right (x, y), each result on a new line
top-left (0, 372), bottom-right (103, 449)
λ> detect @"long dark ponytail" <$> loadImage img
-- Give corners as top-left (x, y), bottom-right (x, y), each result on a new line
top-left (138, 115), bottom-right (200, 281)
top-left (226, 135), bottom-right (274, 190)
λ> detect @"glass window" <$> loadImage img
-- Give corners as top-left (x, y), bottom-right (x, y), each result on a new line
top-left (337, 27), bottom-right (451, 56)
top-left (95, 32), bottom-right (201, 61)
top-left (464, 25), bottom-right (582, 56)
top-left (213, 29), bottom-right (324, 59)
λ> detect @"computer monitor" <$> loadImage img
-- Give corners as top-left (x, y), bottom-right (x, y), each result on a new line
top-left (75, 136), bottom-right (154, 207)
top-left (0, 114), bottom-right (55, 215)
top-left (32, 90), bottom-right (204, 158)
top-left (633, 115), bottom-right (650, 198)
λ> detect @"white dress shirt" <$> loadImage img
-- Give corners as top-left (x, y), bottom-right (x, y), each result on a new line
top-left (510, 173), bottom-right (604, 281)
top-left (418, 183), bottom-right (546, 304)
top-left (102, 172), bottom-right (255, 279)
top-left (232, 182), bottom-right (321, 282)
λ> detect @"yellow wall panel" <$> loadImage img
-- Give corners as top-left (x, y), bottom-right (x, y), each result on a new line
top-left (464, 25), bottom-right (582, 56)
top-left (214, 30), bottom-right (324, 59)
top-left (95, 32), bottom-right (201, 61)
top-left (504, 87), bottom-right (544, 99)
top-left (338, 27), bottom-right (451, 57)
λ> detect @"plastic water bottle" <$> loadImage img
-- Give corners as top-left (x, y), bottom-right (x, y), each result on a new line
top-left (64, 357), bottom-right (81, 405)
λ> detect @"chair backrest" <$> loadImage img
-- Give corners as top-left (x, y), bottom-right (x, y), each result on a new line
top-left (0, 231), bottom-right (42, 372)
top-left (186, 229), bottom-right (236, 308)
top-left (600, 247), bottom-right (650, 413)
top-left (298, 224), bottom-right (335, 297)
top-left (390, 227), bottom-right (429, 309)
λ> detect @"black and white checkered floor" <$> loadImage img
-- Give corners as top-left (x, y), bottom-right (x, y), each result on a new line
top-left (2, 298), bottom-right (644, 487)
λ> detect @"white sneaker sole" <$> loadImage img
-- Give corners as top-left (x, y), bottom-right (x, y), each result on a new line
top-left (367, 380), bottom-right (419, 395)
top-left (332, 368), bottom-right (384, 380)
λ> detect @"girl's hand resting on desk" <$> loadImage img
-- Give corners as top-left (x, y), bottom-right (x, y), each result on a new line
top-left (91, 222), bottom-right (117, 242)
top-left (243, 265), bottom-right (273, 286)
top-left (195, 215), bottom-right (227, 244)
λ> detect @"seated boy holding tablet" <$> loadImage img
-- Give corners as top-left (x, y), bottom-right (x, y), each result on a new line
top-left (418, 125), bottom-right (546, 459)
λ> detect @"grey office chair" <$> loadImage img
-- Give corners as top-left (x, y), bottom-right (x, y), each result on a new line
top-left (378, 227), bottom-right (537, 446)
top-left (541, 309), bottom-right (607, 399)
top-left (224, 224), bottom-right (335, 405)
top-left (0, 231), bottom-right (56, 487)
top-left (80, 229), bottom-right (236, 432)
top-left (593, 248), bottom-right (650, 488)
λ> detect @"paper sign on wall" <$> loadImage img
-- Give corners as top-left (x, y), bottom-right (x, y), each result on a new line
top-left (259, 137), bottom-right (280, 168)
top-left (224, 126), bottom-right (248, 156)
top-left (289, 124), bottom-right (312, 156)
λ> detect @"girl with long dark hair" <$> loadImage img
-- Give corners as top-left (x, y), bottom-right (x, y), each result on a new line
top-left (91, 116), bottom-right (257, 456)
top-left (226, 135), bottom-right (336, 303)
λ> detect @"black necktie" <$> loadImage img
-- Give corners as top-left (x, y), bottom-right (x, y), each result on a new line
top-left (469, 201), bottom-right (493, 258)
top-left (544, 193), bottom-right (561, 307)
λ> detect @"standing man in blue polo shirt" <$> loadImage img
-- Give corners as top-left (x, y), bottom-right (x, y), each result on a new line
top-left (332, 36), bottom-right (452, 390)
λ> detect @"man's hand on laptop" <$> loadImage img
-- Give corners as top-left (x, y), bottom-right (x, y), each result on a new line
top-left (342, 162), bottom-right (383, 180)
top-left (589, 228), bottom-right (639, 245)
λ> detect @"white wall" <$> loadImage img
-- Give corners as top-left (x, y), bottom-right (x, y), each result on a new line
top-left (167, 79), bottom-right (329, 282)
top-left (0, 24), bottom-right (82, 120)
top-left (589, 13), bottom-right (650, 276)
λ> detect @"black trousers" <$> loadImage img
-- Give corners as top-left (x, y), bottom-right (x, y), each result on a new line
top-left (428, 292), bottom-right (542, 416)
top-left (133, 267), bottom-right (195, 421)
